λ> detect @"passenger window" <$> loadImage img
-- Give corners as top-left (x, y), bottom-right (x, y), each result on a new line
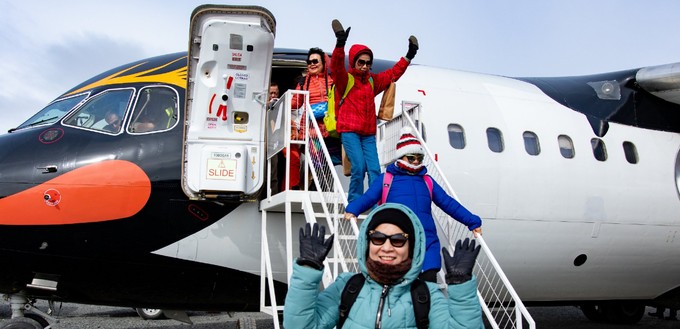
top-left (558, 135), bottom-right (575, 159)
top-left (129, 87), bottom-right (179, 134)
top-left (675, 150), bottom-right (680, 200)
top-left (623, 141), bottom-right (638, 164)
top-left (523, 131), bottom-right (540, 156)
top-left (414, 119), bottom-right (427, 142)
top-left (486, 127), bottom-right (504, 153)
top-left (591, 138), bottom-right (607, 161)
top-left (447, 124), bottom-right (466, 149)
top-left (63, 89), bottom-right (133, 133)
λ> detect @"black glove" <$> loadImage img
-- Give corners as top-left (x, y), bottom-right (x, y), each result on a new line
top-left (297, 223), bottom-right (334, 270)
top-left (332, 19), bottom-right (351, 48)
top-left (443, 238), bottom-right (481, 284)
top-left (405, 35), bottom-right (419, 61)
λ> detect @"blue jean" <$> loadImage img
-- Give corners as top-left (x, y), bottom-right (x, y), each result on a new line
top-left (341, 132), bottom-right (380, 202)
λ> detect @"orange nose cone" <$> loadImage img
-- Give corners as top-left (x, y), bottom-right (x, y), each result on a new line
top-left (0, 160), bottom-right (151, 225)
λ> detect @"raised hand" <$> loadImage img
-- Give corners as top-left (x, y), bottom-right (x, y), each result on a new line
top-left (442, 238), bottom-right (481, 284)
top-left (297, 223), bottom-right (335, 270)
top-left (405, 35), bottom-right (419, 60)
top-left (332, 19), bottom-right (351, 48)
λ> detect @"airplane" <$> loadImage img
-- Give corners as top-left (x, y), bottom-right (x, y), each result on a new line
top-left (1, 4), bottom-right (680, 328)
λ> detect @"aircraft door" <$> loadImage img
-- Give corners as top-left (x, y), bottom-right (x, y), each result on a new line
top-left (182, 5), bottom-right (275, 200)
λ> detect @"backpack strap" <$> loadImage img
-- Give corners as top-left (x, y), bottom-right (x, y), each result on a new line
top-left (380, 173), bottom-right (431, 205)
top-left (379, 172), bottom-right (394, 206)
top-left (337, 74), bottom-right (374, 109)
top-left (338, 274), bottom-right (366, 328)
top-left (423, 175), bottom-right (433, 200)
top-left (340, 274), bottom-right (430, 329)
top-left (410, 278), bottom-right (431, 329)
top-left (337, 74), bottom-right (354, 109)
top-left (297, 75), bottom-right (306, 90)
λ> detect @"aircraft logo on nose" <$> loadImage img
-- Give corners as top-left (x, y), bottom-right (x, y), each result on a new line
top-left (43, 188), bottom-right (61, 206)
top-left (39, 128), bottom-right (64, 144)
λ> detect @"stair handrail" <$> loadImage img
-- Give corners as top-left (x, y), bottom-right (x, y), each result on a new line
top-left (377, 102), bottom-right (535, 329)
top-left (292, 91), bottom-right (361, 277)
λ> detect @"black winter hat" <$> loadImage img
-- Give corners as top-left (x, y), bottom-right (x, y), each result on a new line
top-left (367, 207), bottom-right (416, 255)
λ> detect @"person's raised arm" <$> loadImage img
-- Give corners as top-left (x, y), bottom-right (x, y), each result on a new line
top-left (283, 223), bottom-right (337, 329)
top-left (371, 35), bottom-right (418, 93)
top-left (332, 19), bottom-right (350, 48)
top-left (405, 35), bottom-right (419, 62)
top-left (443, 238), bottom-right (484, 329)
top-left (330, 19), bottom-right (350, 91)
top-left (296, 223), bottom-right (334, 270)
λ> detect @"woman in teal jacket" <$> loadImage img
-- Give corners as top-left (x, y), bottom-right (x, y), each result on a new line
top-left (283, 203), bottom-right (484, 328)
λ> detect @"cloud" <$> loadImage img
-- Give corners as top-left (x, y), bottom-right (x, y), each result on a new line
top-left (0, 31), bottom-right (146, 133)
top-left (2, 0), bottom-right (680, 134)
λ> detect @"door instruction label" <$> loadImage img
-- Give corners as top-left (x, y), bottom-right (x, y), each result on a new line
top-left (206, 158), bottom-right (237, 180)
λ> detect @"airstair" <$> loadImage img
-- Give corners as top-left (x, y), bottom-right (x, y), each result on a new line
top-left (260, 90), bottom-right (535, 329)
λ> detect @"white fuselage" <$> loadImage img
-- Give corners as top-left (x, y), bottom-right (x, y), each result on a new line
top-left (398, 65), bottom-right (680, 301)
top-left (156, 64), bottom-right (680, 303)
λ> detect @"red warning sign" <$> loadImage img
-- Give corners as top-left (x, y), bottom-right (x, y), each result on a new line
top-left (206, 158), bottom-right (237, 181)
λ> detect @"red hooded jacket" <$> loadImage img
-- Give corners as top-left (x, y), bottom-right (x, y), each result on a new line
top-left (331, 44), bottom-right (410, 135)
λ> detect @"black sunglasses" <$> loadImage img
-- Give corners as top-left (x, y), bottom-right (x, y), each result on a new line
top-left (306, 59), bottom-right (320, 65)
top-left (356, 59), bottom-right (372, 67)
top-left (368, 230), bottom-right (409, 248)
top-left (404, 154), bottom-right (424, 162)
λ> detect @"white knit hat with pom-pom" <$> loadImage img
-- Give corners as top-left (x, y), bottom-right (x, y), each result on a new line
top-left (395, 127), bottom-right (424, 159)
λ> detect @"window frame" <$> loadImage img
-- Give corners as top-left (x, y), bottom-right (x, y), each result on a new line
top-left (486, 127), bottom-right (504, 153)
top-left (127, 85), bottom-right (180, 134)
top-left (523, 131), bottom-right (541, 156)
top-left (622, 141), bottom-right (639, 164)
top-left (558, 135), bottom-right (575, 159)
top-left (447, 123), bottom-right (466, 150)
top-left (61, 88), bottom-right (134, 134)
top-left (591, 138), bottom-right (608, 162)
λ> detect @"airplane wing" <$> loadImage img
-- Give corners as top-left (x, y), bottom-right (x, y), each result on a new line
top-left (636, 62), bottom-right (680, 105)
top-left (519, 62), bottom-right (680, 136)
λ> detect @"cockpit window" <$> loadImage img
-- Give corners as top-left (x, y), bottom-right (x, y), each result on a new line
top-left (63, 89), bottom-right (133, 134)
top-left (128, 86), bottom-right (179, 134)
top-left (15, 93), bottom-right (88, 130)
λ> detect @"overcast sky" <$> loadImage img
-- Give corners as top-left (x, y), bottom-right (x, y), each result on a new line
top-left (1, 0), bottom-right (680, 134)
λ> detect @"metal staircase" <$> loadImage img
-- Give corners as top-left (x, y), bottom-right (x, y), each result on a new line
top-left (259, 90), bottom-right (535, 329)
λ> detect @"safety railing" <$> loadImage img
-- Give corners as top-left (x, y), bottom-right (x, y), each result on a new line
top-left (263, 94), bottom-right (534, 329)
top-left (293, 91), bottom-right (361, 278)
top-left (377, 102), bottom-right (535, 329)
top-left (263, 90), bottom-right (361, 288)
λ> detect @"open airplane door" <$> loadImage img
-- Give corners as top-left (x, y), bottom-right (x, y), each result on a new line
top-left (182, 5), bottom-right (275, 200)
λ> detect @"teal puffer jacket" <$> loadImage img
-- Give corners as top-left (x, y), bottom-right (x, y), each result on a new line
top-left (283, 203), bottom-right (484, 329)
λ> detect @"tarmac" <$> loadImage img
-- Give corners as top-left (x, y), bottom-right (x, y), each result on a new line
top-left (0, 301), bottom-right (678, 328)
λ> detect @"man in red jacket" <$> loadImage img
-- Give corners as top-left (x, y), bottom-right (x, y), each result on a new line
top-left (330, 19), bottom-right (419, 201)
